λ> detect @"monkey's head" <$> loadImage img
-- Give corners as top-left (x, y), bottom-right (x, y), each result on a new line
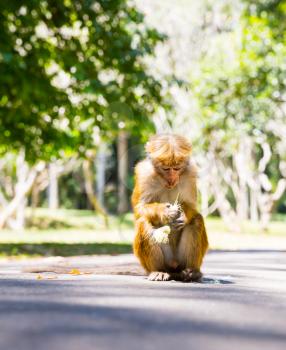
top-left (145, 134), bottom-right (192, 189)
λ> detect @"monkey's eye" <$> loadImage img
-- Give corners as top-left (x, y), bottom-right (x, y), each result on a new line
top-left (173, 167), bottom-right (181, 171)
top-left (162, 167), bottom-right (170, 171)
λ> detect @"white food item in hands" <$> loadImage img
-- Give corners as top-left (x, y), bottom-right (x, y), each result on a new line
top-left (153, 225), bottom-right (171, 244)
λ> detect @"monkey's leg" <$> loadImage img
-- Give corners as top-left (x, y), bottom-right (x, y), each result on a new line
top-left (133, 219), bottom-right (173, 281)
top-left (177, 213), bottom-right (209, 282)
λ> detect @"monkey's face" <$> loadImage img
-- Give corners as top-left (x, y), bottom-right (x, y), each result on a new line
top-left (154, 162), bottom-right (187, 189)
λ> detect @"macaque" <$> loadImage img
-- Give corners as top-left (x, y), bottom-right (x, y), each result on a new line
top-left (132, 134), bottom-right (208, 282)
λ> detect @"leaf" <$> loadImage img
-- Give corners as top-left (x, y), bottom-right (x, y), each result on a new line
top-left (46, 275), bottom-right (58, 280)
top-left (69, 268), bottom-right (81, 275)
top-left (0, 1), bottom-right (167, 161)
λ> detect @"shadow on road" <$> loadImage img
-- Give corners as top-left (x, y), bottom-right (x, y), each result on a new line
top-left (0, 276), bottom-right (286, 350)
top-left (202, 277), bottom-right (233, 284)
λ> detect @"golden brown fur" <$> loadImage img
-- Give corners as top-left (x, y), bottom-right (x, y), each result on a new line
top-left (132, 134), bottom-right (208, 282)
top-left (145, 134), bottom-right (192, 165)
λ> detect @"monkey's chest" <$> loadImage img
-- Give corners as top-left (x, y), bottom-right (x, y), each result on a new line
top-left (157, 188), bottom-right (179, 203)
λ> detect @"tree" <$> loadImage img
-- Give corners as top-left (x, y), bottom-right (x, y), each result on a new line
top-left (117, 130), bottom-right (129, 214)
top-left (0, 0), bottom-right (167, 159)
top-left (193, 0), bottom-right (286, 229)
top-left (0, 0), bottom-right (170, 228)
top-left (135, 0), bottom-right (241, 135)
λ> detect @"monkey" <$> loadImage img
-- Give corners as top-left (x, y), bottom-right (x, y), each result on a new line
top-left (132, 134), bottom-right (208, 282)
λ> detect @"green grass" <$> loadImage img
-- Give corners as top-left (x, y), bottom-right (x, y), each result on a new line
top-left (26, 208), bottom-right (134, 231)
top-left (0, 209), bottom-right (135, 258)
top-left (0, 208), bottom-right (285, 258)
top-left (24, 208), bottom-right (286, 237)
top-left (0, 242), bottom-right (132, 258)
top-left (205, 216), bottom-right (286, 236)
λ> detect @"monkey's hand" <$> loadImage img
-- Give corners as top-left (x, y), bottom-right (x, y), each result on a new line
top-left (169, 211), bottom-right (186, 232)
top-left (162, 203), bottom-right (186, 231)
top-left (162, 203), bottom-right (181, 224)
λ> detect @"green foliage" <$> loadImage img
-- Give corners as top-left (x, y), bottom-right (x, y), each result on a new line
top-left (193, 0), bottom-right (286, 150)
top-left (0, 0), bottom-right (168, 162)
top-left (191, 0), bottom-right (286, 216)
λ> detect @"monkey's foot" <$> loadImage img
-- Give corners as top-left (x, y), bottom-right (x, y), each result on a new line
top-left (181, 268), bottom-right (202, 282)
top-left (148, 271), bottom-right (171, 281)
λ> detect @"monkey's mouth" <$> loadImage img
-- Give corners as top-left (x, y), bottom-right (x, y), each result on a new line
top-left (165, 182), bottom-right (177, 189)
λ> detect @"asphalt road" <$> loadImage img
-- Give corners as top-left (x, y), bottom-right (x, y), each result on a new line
top-left (0, 250), bottom-right (286, 350)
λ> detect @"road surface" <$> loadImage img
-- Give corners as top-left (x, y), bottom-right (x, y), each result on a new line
top-left (0, 250), bottom-right (285, 350)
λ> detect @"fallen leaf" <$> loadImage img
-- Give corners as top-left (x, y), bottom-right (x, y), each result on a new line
top-left (69, 268), bottom-right (81, 275)
top-left (46, 276), bottom-right (58, 280)
top-left (36, 274), bottom-right (43, 280)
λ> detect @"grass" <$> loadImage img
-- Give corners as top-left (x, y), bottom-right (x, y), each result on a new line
top-left (0, 208), bottom-right (134, 258)
top-left (0, 242), bottom-right (132, 259)
top-left (26, 207), bottom-right (134, 231)
top-left (205, 216), bottom-right (286, 236)
top-left (0, 208), bottom-right (285, 258)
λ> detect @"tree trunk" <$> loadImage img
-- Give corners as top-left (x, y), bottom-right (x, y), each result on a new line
top-left (83, 159), bottom-right (109, 227)
top-left (0, 160), bottom-right (44, 229)
top-left (48, 162), bottom-right (59, 210)
top-left (237, 178), bottom-right (249, 221)
top-left (14, 150), bottom-right (28, 229)
top-left (249, 188), bottom-right (259, 222)
top-left (31, 183), bottom-right (40, 210)
top-left (200, 184), bottom-right (209, 217)
top-left (259, 178), bottom-right (286, 231)
top-left (117, 131), bottom-right (129, 214)
top-left (95, 143), bottom-right (108, 207)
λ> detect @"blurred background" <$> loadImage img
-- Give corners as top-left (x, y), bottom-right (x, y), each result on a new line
top-left (0, 0), bottom-right (286, 258)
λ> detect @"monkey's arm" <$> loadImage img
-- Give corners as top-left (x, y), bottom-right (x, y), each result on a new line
top-left (134, 202), bottom-right (171, 226)
top-left (131, 165), bottom-right (181, 227)
top-left (180, 202), bottom-right (200, 224)
top-left (180, 202), bottom-right (209, 252)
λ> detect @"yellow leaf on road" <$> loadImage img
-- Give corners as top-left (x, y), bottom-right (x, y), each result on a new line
top-left (47, 276), bottom-right (58, 280)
